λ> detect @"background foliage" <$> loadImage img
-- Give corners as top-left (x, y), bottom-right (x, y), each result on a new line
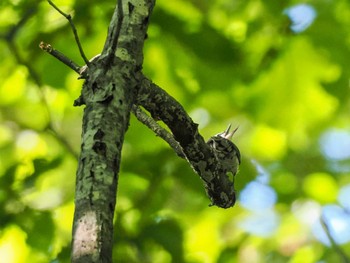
top-left (1, 0), bottom-right (350, 262)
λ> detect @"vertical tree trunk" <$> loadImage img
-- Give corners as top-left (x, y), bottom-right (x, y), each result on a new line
top-left (71, 1), bottom-right (155, 262)
top-left (40, 0), bottom-right (236, 261)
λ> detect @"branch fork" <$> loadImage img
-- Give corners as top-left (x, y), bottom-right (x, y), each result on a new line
top-left (40, 0), bottom-right (236, 210)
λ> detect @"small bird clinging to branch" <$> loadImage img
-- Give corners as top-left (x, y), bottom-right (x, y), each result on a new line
top-left (207, 124), bottom-right (241, 176)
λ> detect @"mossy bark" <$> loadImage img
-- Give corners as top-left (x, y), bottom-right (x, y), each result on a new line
top-left (71, 1), bottom-right (155, 262)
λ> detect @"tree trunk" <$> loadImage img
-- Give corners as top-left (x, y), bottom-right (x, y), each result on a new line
top-left (40, 0), bottom-right (237, 262)
top-left (71, 1), bottom-right (155, 262)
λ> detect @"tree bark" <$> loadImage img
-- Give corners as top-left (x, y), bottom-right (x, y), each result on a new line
top-left (71, 1), bottom-right (155, 262)
top-left (136, 77), bottom-right (236, 208)
top-left (41, 0), bottom-right (237, 261)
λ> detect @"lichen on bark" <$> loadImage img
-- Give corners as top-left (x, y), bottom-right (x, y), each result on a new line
top-left (71, 1), bottom-right (155, 262)
top-left (42, 1), bottom-right (237, 262)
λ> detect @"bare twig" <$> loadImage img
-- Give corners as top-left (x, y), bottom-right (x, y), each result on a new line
top-left (102, 0), bottom-right (124, 63)
top-left (132, 105), bottom-right (185, 158)
top-left (47, 0), bottom-right (89, 64)
top-left (39, 41), bottom-right (81, 73)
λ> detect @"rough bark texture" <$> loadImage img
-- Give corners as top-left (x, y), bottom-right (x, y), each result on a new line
top-left (71, 1), bottom-right (155, 262)
top-left (136, 78), bottom-right (236, 208)
top-left (43, 0), bottom-right (237, 262)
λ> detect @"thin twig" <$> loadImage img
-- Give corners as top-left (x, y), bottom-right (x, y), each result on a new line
top-left (102, 0), bottom-right (124, 62)
top-left (321, 215), bottom-right (350, 263)
top-left (47, 0), bottom-right (89, 64)
top-left (111, 0), bottom-right (124, 57)
top-left (39, 41), bottom-right (81, 73)
top-left (131, 105), bottom-right (185, 158)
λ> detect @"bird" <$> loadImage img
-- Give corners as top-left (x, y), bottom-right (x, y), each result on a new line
top-left (206, 124), bottom-right (241, 176)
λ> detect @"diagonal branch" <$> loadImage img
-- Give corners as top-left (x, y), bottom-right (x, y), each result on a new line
top-left (40, 0), bottom-right (236, 209)
top-left (39, 41), bottom-right (81, 73)
top-left (131, 105), bottom-right (185, 158)
top-left (136, 76), bottom-right (236, 208)
top-left (39, 42), bottom-right (237, 208)
top-left (102, 0), bottom-right (124, 63)
top-left (47, 0), bottom-right (89, 64)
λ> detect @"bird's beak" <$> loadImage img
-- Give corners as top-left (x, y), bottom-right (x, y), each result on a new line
top-left (224, 124), bottom-right (238, 140)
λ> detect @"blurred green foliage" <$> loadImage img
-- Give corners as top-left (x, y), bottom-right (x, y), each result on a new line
top-left (1, 0), bottom-right (350, 262)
